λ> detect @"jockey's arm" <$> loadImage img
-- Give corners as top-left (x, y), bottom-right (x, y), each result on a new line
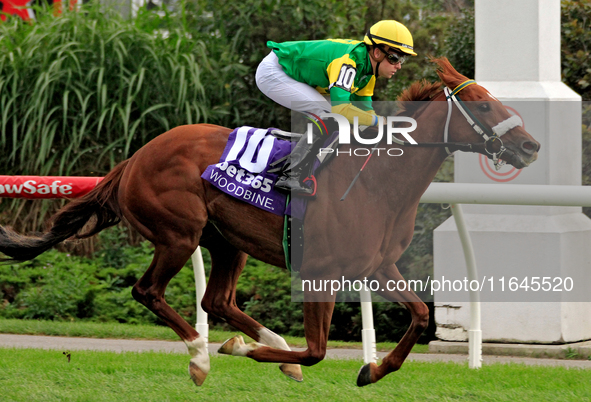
top-left (330, 88), bottom-right (379, 126)
top-left (327, 58), bottom-right (379, 126)
top-left (350, 93), bottom-right (373, 111)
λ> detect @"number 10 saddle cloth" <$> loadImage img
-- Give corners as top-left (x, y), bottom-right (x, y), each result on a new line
top-left (201, 126), bottom-right (339, 271)
top-left (201, 126), bottom-right (293, 215)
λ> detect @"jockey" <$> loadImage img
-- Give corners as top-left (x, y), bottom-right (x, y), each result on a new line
top-left (256, 20), bottom-right (417, 194)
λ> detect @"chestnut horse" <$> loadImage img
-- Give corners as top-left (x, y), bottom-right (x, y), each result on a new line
top-left (0, 59), bottom-right (539, 387)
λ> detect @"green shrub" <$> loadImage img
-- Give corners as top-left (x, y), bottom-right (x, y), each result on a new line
top-left (0, 242), bottom-right (437, 343)
top-left (0, 251), bottom-right (101, 320)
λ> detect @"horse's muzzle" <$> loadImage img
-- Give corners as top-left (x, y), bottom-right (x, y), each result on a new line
top-left (504, 141), bottom-right (540, 168)
top-left (520, 139), bottom-right (541, 156)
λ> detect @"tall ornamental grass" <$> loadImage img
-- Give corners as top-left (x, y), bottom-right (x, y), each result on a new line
top-left (0, 4), bottom-right (247, 232)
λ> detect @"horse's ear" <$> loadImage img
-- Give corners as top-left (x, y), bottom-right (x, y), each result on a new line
top-left (431, 57), bottom-right (470, 89)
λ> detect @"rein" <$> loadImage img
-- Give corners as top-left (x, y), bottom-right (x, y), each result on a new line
top-left (390, 79), bottom-right (523, 170)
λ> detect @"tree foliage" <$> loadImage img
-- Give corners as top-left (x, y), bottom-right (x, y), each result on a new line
top-left (443, 10), bottom-right (474, 79)
top-left (562, 0), bottom-right (591, 101)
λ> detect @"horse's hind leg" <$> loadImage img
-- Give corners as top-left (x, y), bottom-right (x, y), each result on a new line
top-left (131, 240), bottom-right (210, 386)
top-left (201, 233), bottom-right (303, 381)
top-left (356, 263), bottom-right (429, 387)
top-left (242, 292), bottom-right (336, 366)
top-left (212, 286), bottom-right (336, 369)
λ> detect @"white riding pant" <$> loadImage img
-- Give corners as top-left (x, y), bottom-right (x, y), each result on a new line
top-left (255, 51), bottom-right (331, 117)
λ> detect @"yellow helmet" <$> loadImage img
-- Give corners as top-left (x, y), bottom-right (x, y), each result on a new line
top-left (364, 20), bottom-right (417, 56)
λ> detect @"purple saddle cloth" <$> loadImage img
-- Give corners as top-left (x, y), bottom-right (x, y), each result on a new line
top-left (201, 126), bottom-right (291, 215)
top-left (202, 126), bottom-right (337, 219)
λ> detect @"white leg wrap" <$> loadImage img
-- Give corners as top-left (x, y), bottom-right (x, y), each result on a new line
top-left (229, 335), bottom-right (265, 357)
top-left (184, 337), bottom-right (210, 374)
top-left (258, 328), bottom-right (292, 351)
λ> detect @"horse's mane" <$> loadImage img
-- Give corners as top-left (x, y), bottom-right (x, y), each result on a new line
top-left (397, 80), bottom-right (443, 115)
top-left (397, 57), bottom-right (471, 115)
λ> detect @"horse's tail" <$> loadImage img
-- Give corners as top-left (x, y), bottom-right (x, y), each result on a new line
top-left (0, 160), bottom-right (130, 261)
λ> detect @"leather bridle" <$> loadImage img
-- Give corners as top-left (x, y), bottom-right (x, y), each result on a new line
top-left (390, 79), bottom-right (523, 170)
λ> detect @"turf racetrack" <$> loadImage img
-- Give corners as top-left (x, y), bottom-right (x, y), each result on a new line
top-left (1, 348), bottom-right (590, 401)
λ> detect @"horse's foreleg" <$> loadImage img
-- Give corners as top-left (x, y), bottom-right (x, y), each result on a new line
top-left (202, 237), bottom-right (303, 381)
top-left (356, 264), bottom-right (429, 387)
top-left (131, 242), bottom-right (209, 386)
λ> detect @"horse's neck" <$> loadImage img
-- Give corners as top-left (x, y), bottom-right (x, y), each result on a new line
top-left (362, 105), bottom-right (449, 206)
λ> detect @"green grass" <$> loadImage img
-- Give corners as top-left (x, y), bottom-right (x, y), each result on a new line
top-left (0, 318), bottom-right (429, 353)
top-left (0, 348), bottom-right (590, 401)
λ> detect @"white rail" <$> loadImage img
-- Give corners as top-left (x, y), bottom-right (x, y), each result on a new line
top-left (420, 183), bottom-right (591, 207)
top-left (420, 183), bottom-right (591, 369)
top-left (450, 204), bottom-right (481, 368)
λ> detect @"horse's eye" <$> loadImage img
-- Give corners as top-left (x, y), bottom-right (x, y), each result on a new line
top-left (478, 103), bottom-right (490, 112)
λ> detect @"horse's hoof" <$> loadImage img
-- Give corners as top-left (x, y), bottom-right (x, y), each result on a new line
top-left (218, 336), bottom-right (240, 355)
top-left (279, 363), bottom-right (303, 382)
top-left (356, 363), bottom-right (374, 387)
top-left (189, 361), bottom-right (207, 386)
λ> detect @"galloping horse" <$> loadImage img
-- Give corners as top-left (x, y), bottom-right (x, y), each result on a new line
top-left (0, 58), bottom-right (539, 387)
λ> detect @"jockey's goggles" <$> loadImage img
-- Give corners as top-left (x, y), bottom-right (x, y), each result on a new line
top-left (385, 50), bottom-right (406, 65)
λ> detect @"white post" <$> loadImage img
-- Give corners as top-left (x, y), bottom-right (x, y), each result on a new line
top-left (191, 247), bottom-right (209, 346)
top-left (451, 204), bottom-right (481, 369)
top-left (360, 287), bottom-right (377, 364)
top-left (434, 0), bottom-right (591, 346)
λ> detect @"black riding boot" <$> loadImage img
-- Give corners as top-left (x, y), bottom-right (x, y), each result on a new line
top-left (275, 117), bottom-right (340, 194)
top-left (275, 133), bottom-right (321, 194)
